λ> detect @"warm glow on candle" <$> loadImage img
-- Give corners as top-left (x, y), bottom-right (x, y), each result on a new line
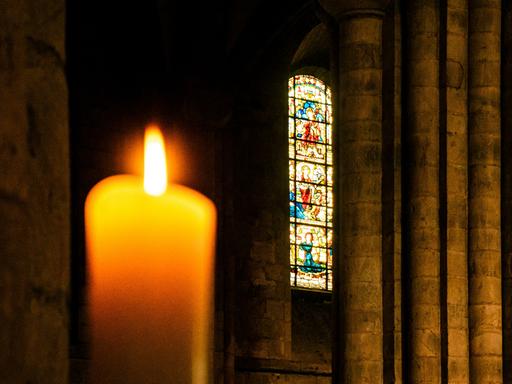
top-left (86, 124), bottom-right (216, 383)
top-left (144, 126), bottom-right (167, 196)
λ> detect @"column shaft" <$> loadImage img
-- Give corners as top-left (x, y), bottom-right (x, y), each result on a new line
top-left (502, 1), bottom-right (512, 382)
top-left (339, 13), bottom-right (384, 384)
top-left (468, 0), bottom-right (503, 383)
top-left (404, 0), bottom-right (441, 382)
top-left (393, 3), bottom-right (403, 382)
top-left (0, 0), bottom-right (69, 382)
top-left (446, 0), bottom-right (469, 383)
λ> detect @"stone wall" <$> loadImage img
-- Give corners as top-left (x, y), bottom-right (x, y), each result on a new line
top-left (0, 0), bottom-right (69, 382)
top-left (21, 1), bottom-right (510, 383)
top-left (228, 3), bottom-right (334, 382)
top-left (6, 0), bottom-right (512, 383)
top-left (502, 2), bottom-right (512, 382)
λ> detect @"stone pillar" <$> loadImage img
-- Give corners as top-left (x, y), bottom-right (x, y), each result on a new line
top-left (392, 3), bottom-right (402, 382)
top-left (0, 0), bottom-right (69, 382)
top-left (446, 0), bottom-right (469, 383)
top-left (338, 5), bottom-right (387, 384)
top-left (468, 1), bottom-right (503, 383)
top-left (382, 1), bottom-right (401, 383)
top-left (502, 2), bottom-right (512, 382)
top-left (403, 0), bottom-right (441, 382)
top-left (319, 2), bottom-right (388, 383)
top-left (319, 1), bottom-right (390, 382)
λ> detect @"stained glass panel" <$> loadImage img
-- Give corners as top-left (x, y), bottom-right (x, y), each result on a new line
top-left (296, 246), bottom-right (327, 270)
top-left (295, 225), bottom-right (327, 247)
top-left (295, 204), bottom-right (327, 225)
top-left (288, 139), bottom-right (295, 159)
top-left (327, 166), bottom-right (333, 186)
top-left (289, 75), bottom-right (333, 291)
top-left (326, 87), bottom-right (332, 105)
top-left (294, 99), bottom-right (326, 122)
top-left (295, 268), bottom-right (328, 290)
top-left (326, 105), bottom-right (333, 124)
top-left (295, 161), bottom-right (326, 185)
top-left (296, 141), bottom-right (326, 164)
top-left (289, 118), bottom-right (295, 138)
top-left (295, 183), bottom-right (326, 206)
top-left (294, 75), bottom-right (326, 103)
top-left (289, 160), bottom-right (295, 180)
top-left (295, 120), bottom-right (326, 143)
top-left (326, 125), bottom-right (332, 145)
top-left (327, 149), bottom-right (333, 165)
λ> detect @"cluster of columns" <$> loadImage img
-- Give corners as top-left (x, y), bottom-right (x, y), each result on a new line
top-left (320, 0), bottom-right (505, 382)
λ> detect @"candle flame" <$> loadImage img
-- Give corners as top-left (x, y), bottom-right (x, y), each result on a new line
top-left (144, 126), bottom-right (167, 196)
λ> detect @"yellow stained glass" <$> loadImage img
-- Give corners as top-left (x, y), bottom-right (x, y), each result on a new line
top-left (289, 75), bottom-right (333, 291)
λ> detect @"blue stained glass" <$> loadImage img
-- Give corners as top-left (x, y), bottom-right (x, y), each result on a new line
top-left (289, 74), bottom-right (333, 291)
top-left (294, 99), bottom-right (326, 122)
top-left (295, 225), bottom-right (326, 247)
top-left (295, 204), bottom-right (327, 225)
top-left (298, 243), bottom-right (325, 273)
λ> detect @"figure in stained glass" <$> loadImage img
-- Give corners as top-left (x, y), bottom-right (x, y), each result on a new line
top-left (290, 191), bottom-right (306, 219)
top-left (295, 100), bottom-right (326, 122)
top-left (299, 233), bottom-right (324, 273)
top-left (300, 164), bottom-right (312, 183)
top-left (299, 204), bottom-right (326, 224)
top-left (299, 184), bottom-right (311, 204)
top-left (296, 120), bottom-right (326, 143)
top-left (313, 166), bottom-right (325, 185)
top-left (289, 74), bottom-right (333, 291)
top-left (296, 183), bottom-right (325, 205)
top-left (303, 121), bottom-right (321, 142)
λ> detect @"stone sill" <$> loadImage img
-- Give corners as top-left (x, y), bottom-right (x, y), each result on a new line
top-left (235, 356), bottom-right (332, 376)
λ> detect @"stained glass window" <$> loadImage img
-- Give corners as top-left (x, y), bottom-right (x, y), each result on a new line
top-left (289, 75), bottom-right (333, 291)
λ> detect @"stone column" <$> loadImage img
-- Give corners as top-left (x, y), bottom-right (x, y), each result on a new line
top-left (446, 0), bottom-right (469, 383)
top-left (382, 2), bottom-right (402, 383)
top-left (340, 10), bottom-right (385, 383)
top-left (340, 11), bottom-right (384, 384)
top-left (0, 0), bottom-right (69, 382)
top-left (392, 3), bottom-right (403, 382)
top-left (315, 0), bottom-right (390, 381)
top-left (502, 2), bottom-right (512, 382)
top-left (403, 0), bottom-right (441, 383)
top-left (468, 1), bottom-right (503, 383)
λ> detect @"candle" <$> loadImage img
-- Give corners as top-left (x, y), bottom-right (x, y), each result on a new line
top-left (85, 126), bottom-right (216, 383)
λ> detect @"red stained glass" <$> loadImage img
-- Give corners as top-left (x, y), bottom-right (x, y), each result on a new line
top-left (295, 120), bottom-right (326, 143)
top-left (289, 76), bottom-right (334, 289)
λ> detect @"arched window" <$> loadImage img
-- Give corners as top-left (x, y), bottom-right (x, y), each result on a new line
top-left (288, 75), bottom-right (333, 291)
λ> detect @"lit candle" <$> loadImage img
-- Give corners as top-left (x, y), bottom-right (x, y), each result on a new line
top-left (85, 126), bottom-right (216, 383)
